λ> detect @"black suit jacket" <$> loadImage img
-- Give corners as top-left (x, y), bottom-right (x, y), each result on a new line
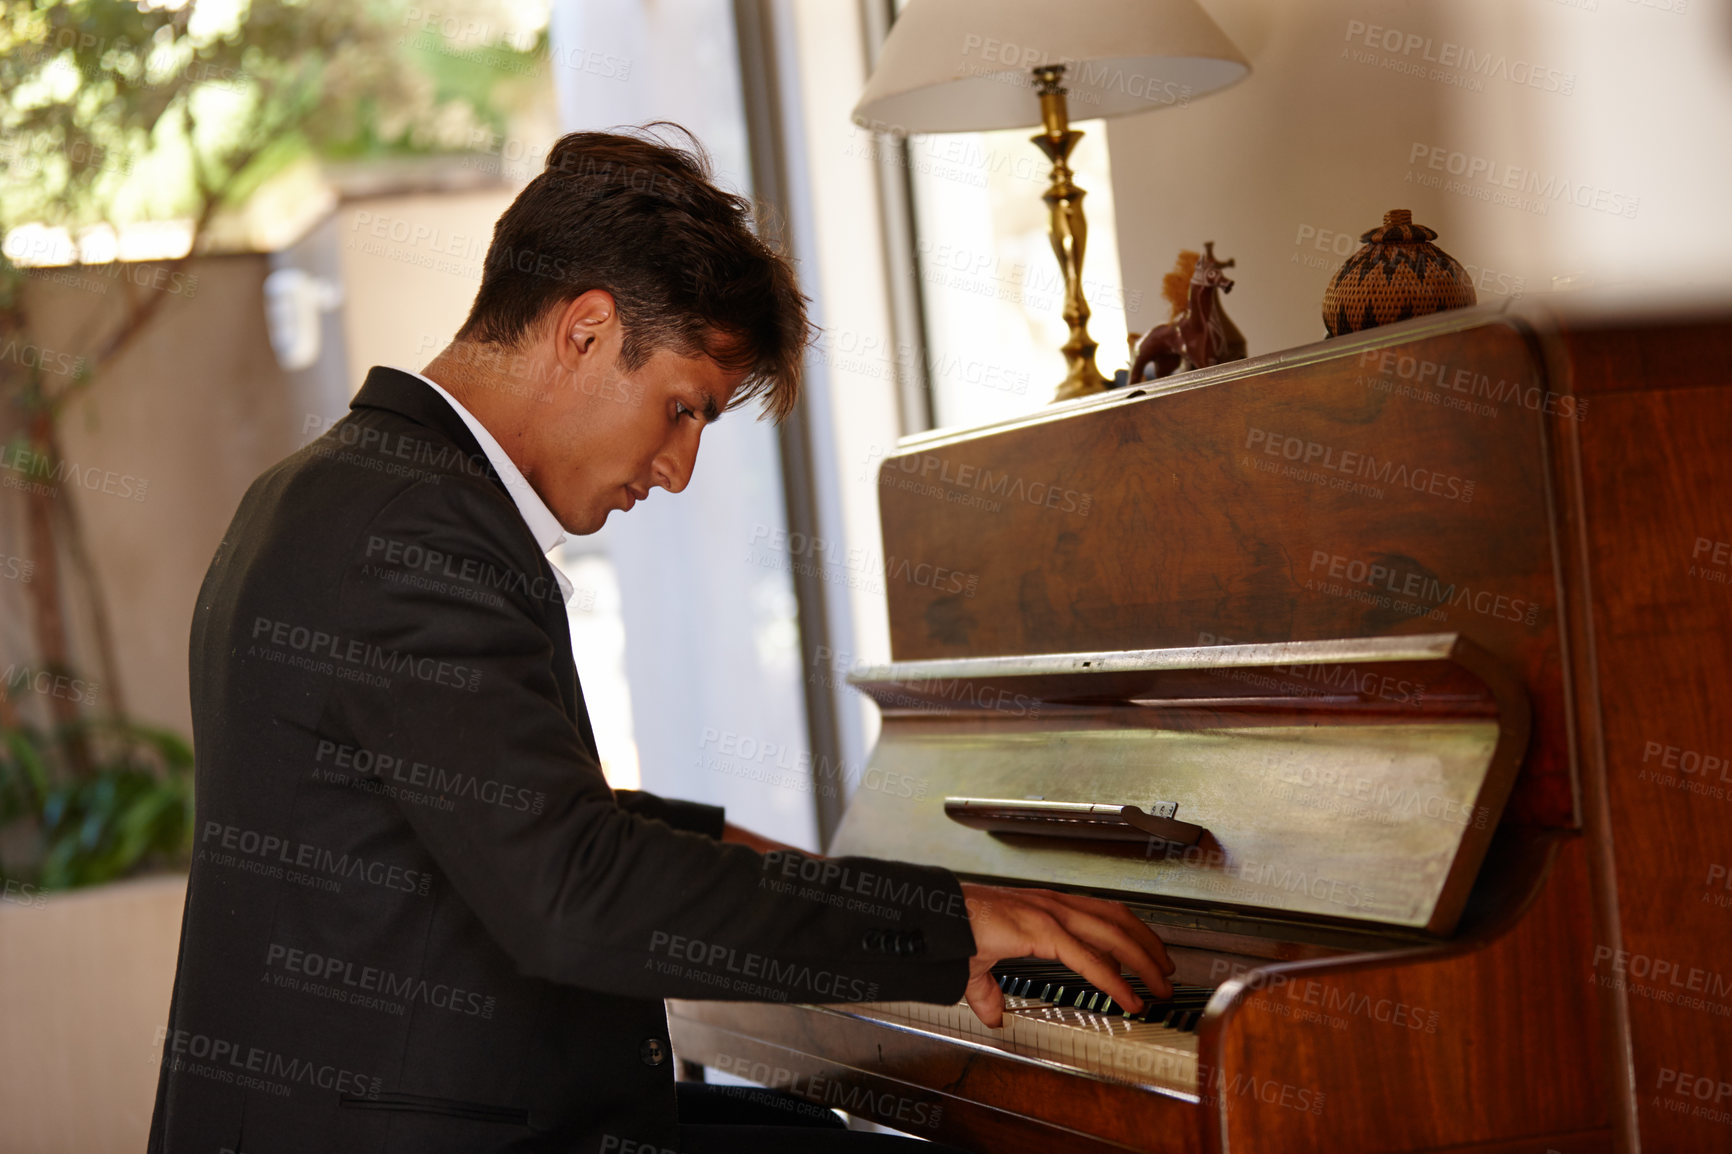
top-left (148, 367), bottom-right (974, 1153)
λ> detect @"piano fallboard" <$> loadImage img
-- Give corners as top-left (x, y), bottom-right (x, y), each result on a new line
top-left (833, 634), bottom-right (1528, 936)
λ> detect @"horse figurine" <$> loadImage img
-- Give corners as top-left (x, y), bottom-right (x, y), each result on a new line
top-left (1128, 241), bottom-right (1247, 383)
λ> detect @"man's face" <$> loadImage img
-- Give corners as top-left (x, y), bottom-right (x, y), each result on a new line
top-left (517, 291), bottom-right (744, 535)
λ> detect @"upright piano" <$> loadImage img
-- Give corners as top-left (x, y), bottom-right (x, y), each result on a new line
top-left (668, 297), bottom-right (1732, 1152)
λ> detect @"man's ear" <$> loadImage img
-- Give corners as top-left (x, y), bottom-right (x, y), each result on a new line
top-left (552, 289), bottom-right (619, 372)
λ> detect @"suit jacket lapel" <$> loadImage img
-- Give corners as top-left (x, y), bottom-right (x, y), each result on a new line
top-left (349, 366), bottom-right (598, 755)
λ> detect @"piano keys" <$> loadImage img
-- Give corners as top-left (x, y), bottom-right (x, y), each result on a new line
top-left (846, 987), bottom-right (1210, 1100)
top-left (668, 297), bottom-right (1732, 1152)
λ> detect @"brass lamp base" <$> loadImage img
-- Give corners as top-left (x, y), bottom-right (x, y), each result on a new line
top-left (1053, 358), bottom-right (1110, 402)
top-left (1032, 65), bottom-right (1109, 403)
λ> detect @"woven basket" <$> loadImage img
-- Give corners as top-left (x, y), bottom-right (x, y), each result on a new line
top-left (1322, 209), bottom-right (1476, 337)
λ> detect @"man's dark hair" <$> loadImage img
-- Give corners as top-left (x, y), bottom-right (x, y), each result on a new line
top-left (456, 124), bottom-right (811, 421)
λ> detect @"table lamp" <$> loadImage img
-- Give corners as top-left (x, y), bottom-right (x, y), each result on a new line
top-left (853, 0), bottom-right (1250, 401)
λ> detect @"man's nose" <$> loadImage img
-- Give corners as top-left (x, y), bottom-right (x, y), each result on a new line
top-left (652, 436), bottom-right (699, 494)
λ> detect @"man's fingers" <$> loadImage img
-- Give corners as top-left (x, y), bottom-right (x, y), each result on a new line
top-left (1052, 892), bottom-right (1175, 974)
top-left (1084, 898), bottom-right (1176, 975)
top-left (1066, 917), bottom-right (1172, 1003)
top-left (1097, 907), bottom-right (1175, 987)
top-left (1021, 894), bottom-right (1174, 999)
top-left (1050, 936), bottom-right (1146, 1014)
top-left (964, 971), bottom-right (1006, 1028)
top-left (959, 884), bottom-right (1180, 1026)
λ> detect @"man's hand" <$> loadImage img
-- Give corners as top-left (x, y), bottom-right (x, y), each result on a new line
top-left (960, 883), bottom-right (1174, 1028)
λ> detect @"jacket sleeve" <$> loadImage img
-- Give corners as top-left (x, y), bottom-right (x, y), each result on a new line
top-left (613, 789), bottom-right (726, 840)
top-left (321, 476), bottom-right (974, 1005)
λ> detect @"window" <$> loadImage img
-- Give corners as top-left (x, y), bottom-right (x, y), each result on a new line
top-left (905, 122), bottom-right (1130, 429)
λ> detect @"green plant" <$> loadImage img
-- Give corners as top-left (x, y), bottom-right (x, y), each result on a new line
top-left (0, 714), bottom-right (193, 889)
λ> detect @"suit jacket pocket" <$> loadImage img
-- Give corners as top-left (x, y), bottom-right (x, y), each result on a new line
top-left (340, 1090), bottom-right (530, 1126)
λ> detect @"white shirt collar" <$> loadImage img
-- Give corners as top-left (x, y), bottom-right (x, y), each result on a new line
top-left (389, 366), bottom-right (574, 604)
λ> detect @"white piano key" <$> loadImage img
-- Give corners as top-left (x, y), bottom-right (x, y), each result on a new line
top-left (840, 997), bottom-right (1200, 1095)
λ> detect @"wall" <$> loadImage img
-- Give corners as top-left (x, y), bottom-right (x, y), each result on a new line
top-left (334, 188), bottom-right (518, 389)
top-left (5, 187), bottom-right (515, 738)
top-left (16, 254), bottom-right (320, 736)
top-left (1106, 0), bottom-right (1732, 358)
top-left (0, 875), bottom-right (187, 1154)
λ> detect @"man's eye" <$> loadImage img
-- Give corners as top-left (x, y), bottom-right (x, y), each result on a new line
top-left (674, 401), bottom-right (695, 421)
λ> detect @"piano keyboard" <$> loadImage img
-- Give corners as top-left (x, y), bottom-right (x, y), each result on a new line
top-left (990, 959), bottom-right (1215, 1029)
top-left (840, 962), bottom-right (1218, 1096)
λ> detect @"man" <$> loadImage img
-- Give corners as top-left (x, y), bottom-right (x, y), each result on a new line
top-left (148, 126), bottom-right (1172, 1153)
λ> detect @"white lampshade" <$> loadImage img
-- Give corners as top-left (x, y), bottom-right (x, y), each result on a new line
top-left (854, 0), bottom-right (1249, 135)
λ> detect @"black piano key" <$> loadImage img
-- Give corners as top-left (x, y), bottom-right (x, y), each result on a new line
top-left (987, 960), bottom-right (1215, 1030)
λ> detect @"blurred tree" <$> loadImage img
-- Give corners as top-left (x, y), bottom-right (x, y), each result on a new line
top-left (0, 0), bottom-right (543, 886)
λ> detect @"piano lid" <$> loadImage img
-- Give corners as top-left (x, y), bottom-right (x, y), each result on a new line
top-left (831, 633), bottom-right (1530, 935)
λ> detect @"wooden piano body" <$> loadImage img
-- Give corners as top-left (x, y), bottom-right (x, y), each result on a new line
top-left (669, 298), bottom-right (1732, 1152)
